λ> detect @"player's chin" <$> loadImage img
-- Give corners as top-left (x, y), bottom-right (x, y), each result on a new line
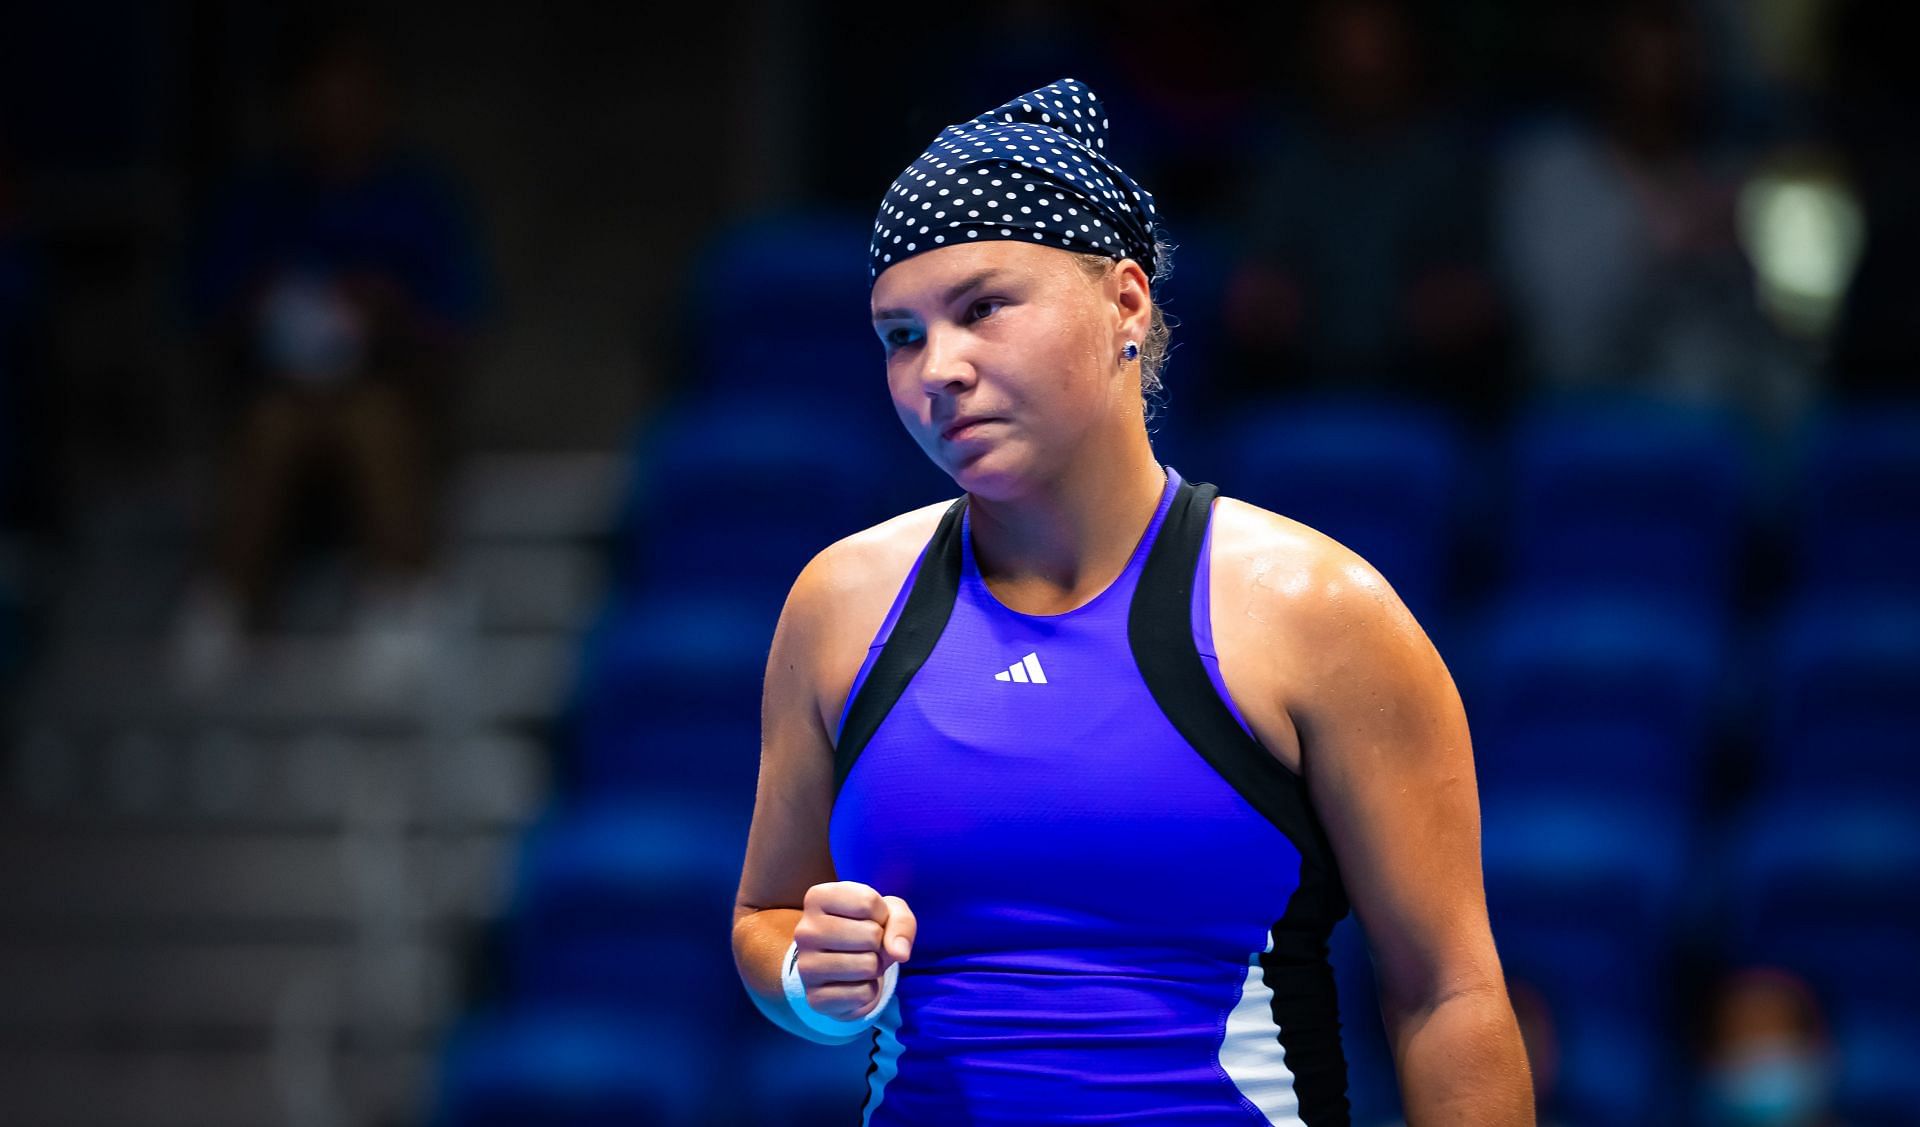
top-left (939, 440), bottom-right (1030, 498)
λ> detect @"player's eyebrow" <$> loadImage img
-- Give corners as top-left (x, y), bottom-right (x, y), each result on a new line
top-left (872, 269), bottom-right (1008, 322)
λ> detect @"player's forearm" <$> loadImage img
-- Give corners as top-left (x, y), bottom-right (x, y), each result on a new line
top-left (732, 906), bottom-right (866, 1045)
top-left (734, 907), bottom-right (811, 1039)
top-left (1386, 984), bottom-right (1535, 1126)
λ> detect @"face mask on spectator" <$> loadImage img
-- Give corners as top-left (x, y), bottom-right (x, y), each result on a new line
top-left (1702, 1040), bottom-right (1831, 1127)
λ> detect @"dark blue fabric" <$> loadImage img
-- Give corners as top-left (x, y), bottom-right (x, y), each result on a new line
top-left (870, 77), bottom-right (1162, 285)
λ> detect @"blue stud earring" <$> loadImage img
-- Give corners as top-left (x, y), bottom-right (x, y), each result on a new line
top-left (1121, 340), bottom-right (1140, 363)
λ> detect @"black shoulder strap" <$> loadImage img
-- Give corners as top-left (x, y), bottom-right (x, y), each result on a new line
top-left (1128, 478), bottom-right (1350, 945)
top-left (833, 495), bottom-right (969, 799)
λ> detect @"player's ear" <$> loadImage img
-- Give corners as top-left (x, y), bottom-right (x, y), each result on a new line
top-left (1111, 257), bottom-right (1152, 340)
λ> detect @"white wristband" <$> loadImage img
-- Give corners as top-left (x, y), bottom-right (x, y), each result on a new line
top-left (782, 939), bottom-right (899, 1039)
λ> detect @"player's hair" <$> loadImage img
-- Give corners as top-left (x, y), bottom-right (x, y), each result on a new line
top-left (1069, 234), bottom-right (1176, 422)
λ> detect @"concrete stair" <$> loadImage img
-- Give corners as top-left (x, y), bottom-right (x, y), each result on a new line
top-left (0, 452), bottom-right (620, 1127)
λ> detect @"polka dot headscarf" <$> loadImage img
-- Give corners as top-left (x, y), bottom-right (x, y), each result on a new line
top-left (869, 76), bottom-right (1161, 287)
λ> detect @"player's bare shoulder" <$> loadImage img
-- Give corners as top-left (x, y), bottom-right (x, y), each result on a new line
top-left (1205, 493), bottom-right (1421, 771)
top-left (1208, 492), bottom-right (1420, 652)
top-left (1206, 493), bottom-right (1404, 617)
top-left (785, 498), bottom-right (957, 743)
top-left (793, 499), bottom-right (951, 617)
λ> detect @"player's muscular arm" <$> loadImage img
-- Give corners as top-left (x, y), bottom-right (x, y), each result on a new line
top-left (732, 544), bottom-right (846, 1042)
top-left (732, 507), bottom-right (943, 1042)
top-left (1278, 546), bottom-right (1534, 1126)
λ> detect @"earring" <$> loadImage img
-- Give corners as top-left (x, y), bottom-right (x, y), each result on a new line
top-left (1121, 340), bottom-right (1140, 363)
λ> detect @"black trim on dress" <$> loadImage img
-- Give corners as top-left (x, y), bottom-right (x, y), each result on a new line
top-left (1129, 476), bottom-right (1354, 1126)
top-left (833, 494), bottom-right (968, 800)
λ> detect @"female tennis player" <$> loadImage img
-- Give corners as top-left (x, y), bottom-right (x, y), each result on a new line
top-left (732, 77), bottom-right (1532, 1125)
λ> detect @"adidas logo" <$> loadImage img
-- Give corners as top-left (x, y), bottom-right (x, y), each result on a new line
top-left (994, 652), bottom-right (1049, 684)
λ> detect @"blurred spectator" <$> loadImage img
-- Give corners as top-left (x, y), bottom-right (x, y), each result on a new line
top-left (1697, 967), bottom-right (1847, 1127)
top-left (1824, 0), bottom-right (1920, 397)
top-left (1492, 0), bottom-right (1808, 434)
top-left (170, 21), bottom-right (488, 690)
top-left (1096, 0), bottom-right (1281, 215)
top-left (1221, 0), bottom-right (1510, 421)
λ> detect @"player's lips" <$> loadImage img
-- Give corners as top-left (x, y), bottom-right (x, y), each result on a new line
top-left (940, 416), bottom-right (1001, 442)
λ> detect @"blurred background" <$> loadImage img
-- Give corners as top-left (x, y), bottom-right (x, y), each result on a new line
top-left (0, 0), bottom-right (1913, 1124)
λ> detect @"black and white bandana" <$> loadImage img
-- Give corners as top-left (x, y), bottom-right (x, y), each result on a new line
top-left (869, 77), bottom-right (1161, 287)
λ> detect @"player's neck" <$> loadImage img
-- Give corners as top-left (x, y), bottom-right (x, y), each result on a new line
top-left (965, 435), bottom-right (1166, 605)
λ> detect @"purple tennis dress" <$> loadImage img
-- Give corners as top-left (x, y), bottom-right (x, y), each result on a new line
top-left (829, 465), bottom-right (1352, 1125)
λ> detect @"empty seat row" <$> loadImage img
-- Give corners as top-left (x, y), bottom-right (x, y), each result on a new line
top-left (617, 390), bottom-right (1920, 628)
top-left (427, 786), bottom-right (1920, 1127)
top-left (560, 583), bottom-right (1920, 813)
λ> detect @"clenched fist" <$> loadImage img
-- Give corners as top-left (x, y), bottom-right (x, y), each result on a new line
top-left (792, 881), bottom-right (917, 1021)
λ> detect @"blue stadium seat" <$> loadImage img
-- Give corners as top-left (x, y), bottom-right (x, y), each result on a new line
top-left (1146, 414), bottom-right (1206, 481)
top-left (1467, 593), bottom-right (1722, 811)
top-left (1722, 796), bottom-right (1920, 1026)
top-left (740, 1034), bottom-right (886, 1126)
top-left (430, 1008), bottom-right (719, 1127)
top-left (1543, 1004), bottom-right (1678, 1127)
top-left (615, 399), bottom-right (897, 598)
top-left (1504, 394), bottom-right (1752, 617)
top-left (1146, 222), bottom-right (1235, 406)
top-left (1834, 1013), bottom-right (1920, 1126)
top-left (1795, 402), bottom-right (1920, 597)
top-left (669, 211), bottom-right (959, 527)
top-left (566, 589), bottom-right (771, 799)
top-left (1759, 594), bottom-right (1920, 798)
top-left (1336, 799), bottom-right (1696, 1124)
top-left (1482, 798), bottom-right (1691, 995)
top-left (1480, 798), bottom-right (1692, 1124)
top-left (1327, 915), bottom-right (1402, 1125)
top-left (684, 211), bottom-right (878, 400)
top-left (1222, 395), bottom-right (1467, 621)
top-left (504, 799), bottom-right (746, 1018)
